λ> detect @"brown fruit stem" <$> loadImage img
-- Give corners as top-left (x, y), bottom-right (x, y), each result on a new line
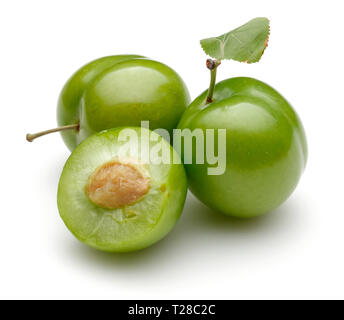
top-left (26, 123), bottom-right (80, 142)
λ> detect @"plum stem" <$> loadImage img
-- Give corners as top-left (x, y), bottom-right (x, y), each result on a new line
top-left (206, 59), bottom-right (221, 104)
top-left (26, 123), bottom-right (80, 142)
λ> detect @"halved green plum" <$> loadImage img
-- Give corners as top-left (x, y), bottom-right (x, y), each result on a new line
top-left (57, 127), bottom-right (188, 252)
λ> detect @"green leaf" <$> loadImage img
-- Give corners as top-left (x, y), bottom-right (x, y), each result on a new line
top-left (200, 17), bottom-right (270, 63)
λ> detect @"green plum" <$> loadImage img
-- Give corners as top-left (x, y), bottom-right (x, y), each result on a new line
top-left (27, 55), bottom-right (190, 150)
top-left (178, 77), bottom-right (307, 218)
top-left (57, 127), bottom-right (187, 252)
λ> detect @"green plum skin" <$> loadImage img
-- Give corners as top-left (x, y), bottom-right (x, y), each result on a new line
top-left (57, 55), bottom-right (190, 151)
top-left (57, 127), bottom-right (188, 252)
top-left (178, 77), bottom-right (307, 218)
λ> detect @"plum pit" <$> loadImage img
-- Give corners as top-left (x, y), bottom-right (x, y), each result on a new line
top-left (85, 159), bottom-right (150, 209)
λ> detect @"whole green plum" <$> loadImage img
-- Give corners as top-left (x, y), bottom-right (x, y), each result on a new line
top-left (58, 55), bottom-right (190, 150)
top-left (27, 55), bottom-right (190, 150)
top-left (178, 77), bottom-right (307, 218)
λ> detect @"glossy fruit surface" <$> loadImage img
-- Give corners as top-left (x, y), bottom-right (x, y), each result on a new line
top-left (178, 77), bottom-right (307, 218)
top-left (57, 55), bottom-right (190, 151)
top-left (57, 127), bottom-right (187, 252)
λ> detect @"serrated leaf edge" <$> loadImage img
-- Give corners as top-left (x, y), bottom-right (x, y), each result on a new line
top-left (200, 18), bottom-right (271, 64)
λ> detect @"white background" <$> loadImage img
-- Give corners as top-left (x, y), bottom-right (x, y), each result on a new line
top-left (1, 0), bottom-right (343, 300)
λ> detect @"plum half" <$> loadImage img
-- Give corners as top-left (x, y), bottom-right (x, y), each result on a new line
top-left (57, 127), bottom-right (187, 252)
